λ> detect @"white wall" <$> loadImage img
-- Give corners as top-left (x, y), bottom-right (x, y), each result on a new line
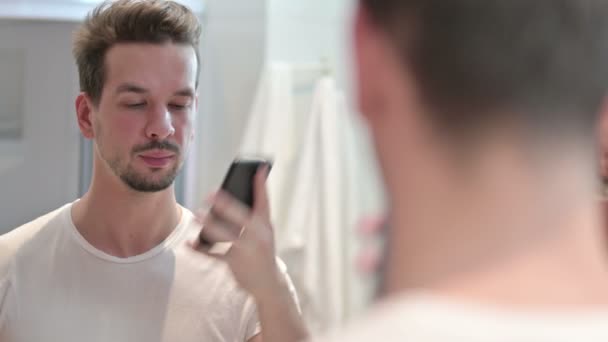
top-left (0, 20), bottom-right (81, 232)
top-left (187, 0), bottom-right (267, 206)
top-left (266, 0), bottom-right (355, 93)
top-left (0, 0), bottom-right (204, 21)
top-left (190, 0), bottom-right (359, 205)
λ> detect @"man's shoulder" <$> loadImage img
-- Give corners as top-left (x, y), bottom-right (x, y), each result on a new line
top-left (0, 204), bottom-right (70, 276)
top-left (312, 297), bottom-right (414, 342)
top-left (312, 294), bottom-right (608, 342)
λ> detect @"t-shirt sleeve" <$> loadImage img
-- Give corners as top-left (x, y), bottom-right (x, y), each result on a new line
top-left (277, 258), bottom-right (302, 314)
top-left (0, 237), bottom-right (12, 338)
top-left (242, 296), bottom-right (262, 341)
top-left (0, 277), bottom-right (9, 338)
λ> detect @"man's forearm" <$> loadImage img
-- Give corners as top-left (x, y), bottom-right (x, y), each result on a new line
top-left (254, 271), bottom-right (309, 342)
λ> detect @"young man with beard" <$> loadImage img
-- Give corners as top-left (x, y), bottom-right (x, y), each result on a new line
top-left (0, 1), bottom-right (307, 341)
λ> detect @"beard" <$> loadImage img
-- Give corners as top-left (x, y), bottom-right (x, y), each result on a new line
top-left (115, 161), bottom-right (180, 192)
top-left (103, 140), bottom-right (182, 193)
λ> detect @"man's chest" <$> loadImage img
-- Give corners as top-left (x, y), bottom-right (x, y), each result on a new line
top-left (6, 258), bottom-right (252, 342)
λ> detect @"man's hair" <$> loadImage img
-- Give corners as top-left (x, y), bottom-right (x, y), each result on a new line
top-left (362, 0), bottom-right (608, 143)
top-left (73, 0), bottom-right (202, 105)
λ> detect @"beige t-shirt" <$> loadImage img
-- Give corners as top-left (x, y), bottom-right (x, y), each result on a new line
top-left (314, 294), bottom-right (608, 342)
top-left (0, 203), bottom-right (289, 342)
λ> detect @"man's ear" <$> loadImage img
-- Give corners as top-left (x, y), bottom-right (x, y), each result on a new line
top-left (353, 4), bottom-right (390, 122)
top-left (75, 93), bottom-right (95, 139)
top-left (598, 98), bottom-right (608, 181)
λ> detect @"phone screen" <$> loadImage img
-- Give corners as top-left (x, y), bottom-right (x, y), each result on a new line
top-left (220, 158), bottom-right (273, 208)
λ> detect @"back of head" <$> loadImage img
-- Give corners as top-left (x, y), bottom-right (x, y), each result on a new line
top-left (72, 0), bottom-right (202, 105)
top-left (362, 0), bottom-right (608, 146)
top-left (356, 0), bottom-right (608, 312)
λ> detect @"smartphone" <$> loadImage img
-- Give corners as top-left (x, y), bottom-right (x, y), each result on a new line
top-left (199, 158), bottom-right (273, 248)
top-left (219, 158), bottom-right (273, 208)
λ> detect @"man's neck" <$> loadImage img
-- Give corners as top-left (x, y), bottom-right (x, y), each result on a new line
top-left (382, 150), bottom-right (608, 308)
top-left (71, 177), bottom-right (181, 258)
top-left (384, 204), bottom-right (608, 309)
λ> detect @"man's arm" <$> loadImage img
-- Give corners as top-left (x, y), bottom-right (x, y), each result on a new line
top-left (193, 166), bottom-right (309, 342)
top-left (247, 268), bottom-right (308, 342)
top-left (249, 335), bottom-right (263, 342)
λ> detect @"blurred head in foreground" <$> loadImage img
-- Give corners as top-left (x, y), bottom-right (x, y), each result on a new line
top-left (353, 0), bottom-right (608, 303)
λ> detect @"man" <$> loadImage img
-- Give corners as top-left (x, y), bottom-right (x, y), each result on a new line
top-left (318, 0), bottom-right (608, 340)
top-left (0, 1), bottom-right (307, 341)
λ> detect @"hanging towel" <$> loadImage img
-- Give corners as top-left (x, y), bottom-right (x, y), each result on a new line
top-left (238, 62), bottom-right (311, 251)
top-left (280, 77), bottom-right (385, 332)
top-left (238, 67), bottom-right (385, 333)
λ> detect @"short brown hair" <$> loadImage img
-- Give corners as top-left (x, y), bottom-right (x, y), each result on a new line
top-left (362, 0), bottom-right (608, 143)
top-left (73, 0), bottom-right (202, 105)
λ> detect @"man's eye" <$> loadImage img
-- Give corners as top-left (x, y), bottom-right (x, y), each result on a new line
top-left (169, 104), bottom-right (188, 110)
top-left (126, 103), bottom-right (146, 108)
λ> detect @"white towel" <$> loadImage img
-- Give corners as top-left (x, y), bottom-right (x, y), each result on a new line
top-left (239, 67), bottom-right (385, 333)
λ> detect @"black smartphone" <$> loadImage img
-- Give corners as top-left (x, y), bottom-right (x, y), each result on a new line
top-left (219, 158), bottom-right (273, 208)
top-left (199, 158), bottom-right (273, 247)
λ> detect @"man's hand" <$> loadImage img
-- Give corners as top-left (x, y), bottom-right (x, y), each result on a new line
top-left (193, 166), bottom-right (280, 298)
top-left (191, 166), bottom-right (309, 342)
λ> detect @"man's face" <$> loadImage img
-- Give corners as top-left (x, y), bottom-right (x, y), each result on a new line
top-left (84, 42), bottom-right (197, 192)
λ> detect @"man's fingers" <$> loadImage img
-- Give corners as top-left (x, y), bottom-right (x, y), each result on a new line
top-left (208, 191), bottom-right (251, 227)
top-left (197, 219), bottom-right (239, 249)
top-left (253, 165), bottom-right (271, 218)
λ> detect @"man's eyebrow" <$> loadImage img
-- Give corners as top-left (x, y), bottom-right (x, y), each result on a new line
top-left (115, 83), bottom-right (149, 95)
top-left (174, 88), bottom-right (195, 97)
